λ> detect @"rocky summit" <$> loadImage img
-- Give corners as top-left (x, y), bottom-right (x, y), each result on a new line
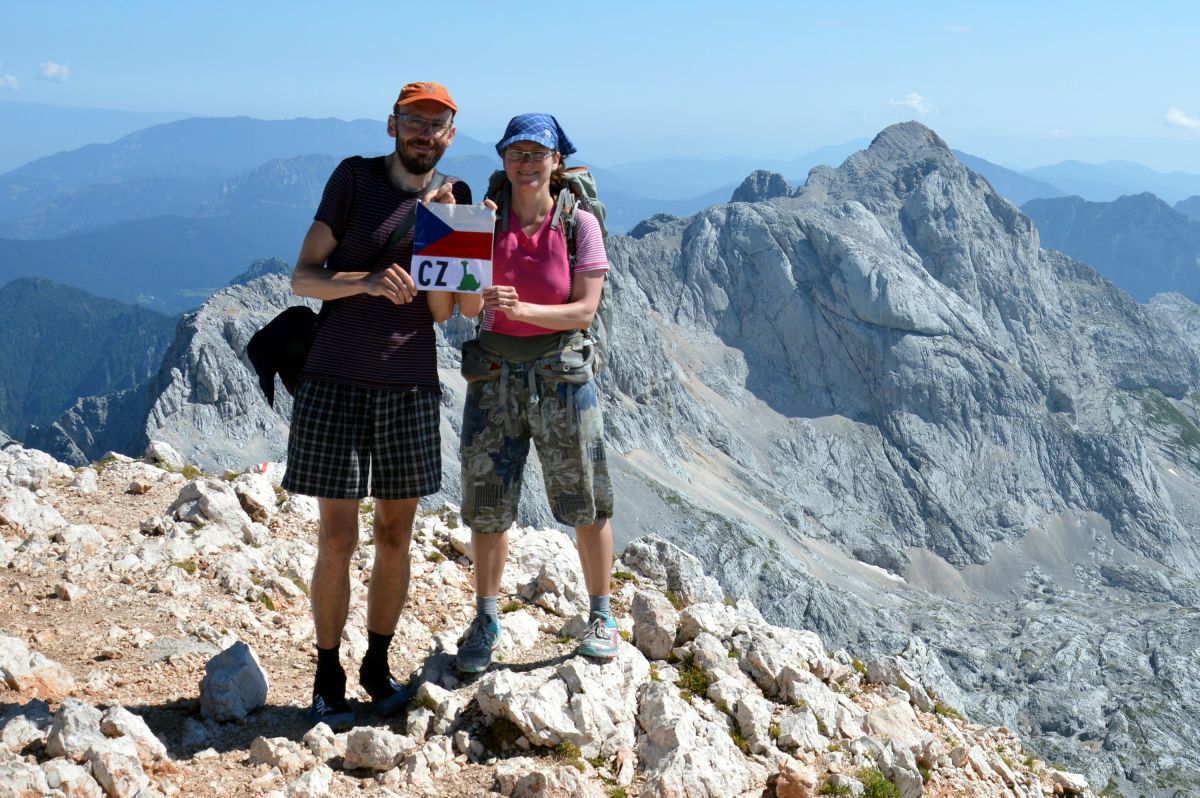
top-left (16, 121), bottom-right (1200, 795)
top-left (0, 441), bottom-right (1094, 797)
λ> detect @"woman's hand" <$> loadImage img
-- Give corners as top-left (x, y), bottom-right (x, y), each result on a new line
top-left (482, 284), bottom-right (522, 319)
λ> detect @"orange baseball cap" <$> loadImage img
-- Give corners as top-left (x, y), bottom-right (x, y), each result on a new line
top-left (394, 82), bottom-right (457, 113)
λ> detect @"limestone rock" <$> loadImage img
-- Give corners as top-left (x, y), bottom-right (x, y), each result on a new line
top-left (637, 681), bottom-right (757, 797)
top-left (85, 736), bottom-right (150, 798)
top-left (0, 486), bottom-right (67, 533)
top-left (199, 641), bottom-right (269, 721)
top-left (621, 536), bottom-right (724, 607)
top-left (477, 647), bottom-right (650, 758)
top-left (100, 706), bottom-right (169, 765)
top-left (0, 635), bottom-right (77, 699)
top-left (168, 479), bottom-right (252, 530)
top-left (494, 756), bottom-right (606, 798)
top-left (731, 170), bottom-right (792, 203)
top-left (342, 727), bottom-right (414, 771)
top-left (232, 472), bottom-right (277, 522)
top-left (630, 588), bottom-right (680, 661)
top-left (0, 759), bottom-right (51, 798)
top-left (144, 441), bottom-right (185, 470)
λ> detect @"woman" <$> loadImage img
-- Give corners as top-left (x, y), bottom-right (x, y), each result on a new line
top-left (454, 113), bottom-right (616, 672)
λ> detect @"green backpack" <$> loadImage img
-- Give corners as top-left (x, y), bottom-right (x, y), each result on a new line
top-left (486, 166), bottom-right (613, 375)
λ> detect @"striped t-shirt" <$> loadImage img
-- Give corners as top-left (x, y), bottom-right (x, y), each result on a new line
top-left (301, 156), bottom-right (472, 392)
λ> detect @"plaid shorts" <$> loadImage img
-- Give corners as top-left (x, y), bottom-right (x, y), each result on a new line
top-left (282, 379), bottom-right (441, 500)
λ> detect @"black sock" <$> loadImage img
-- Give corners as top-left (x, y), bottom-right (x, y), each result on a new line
top-left (360, 630), bottom-right (394, 685)
top-left (314, 644), bottom-right (345, 699)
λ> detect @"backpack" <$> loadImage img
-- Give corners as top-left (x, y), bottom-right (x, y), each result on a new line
top-left (486, 166), bottom-right (613, 375)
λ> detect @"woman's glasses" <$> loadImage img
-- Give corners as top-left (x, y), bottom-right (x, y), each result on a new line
top-left (504, 150), bottom-right (554, 163)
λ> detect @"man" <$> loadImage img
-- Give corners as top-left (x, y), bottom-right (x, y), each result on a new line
top-left (282, 81), bottom-right (472, 728)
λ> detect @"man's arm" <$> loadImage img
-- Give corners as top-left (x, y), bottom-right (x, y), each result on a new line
top-left (290, 221), bottom-right (418, 305)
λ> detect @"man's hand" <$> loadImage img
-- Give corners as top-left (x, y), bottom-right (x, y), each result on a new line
top-left (422, 180), bottom-right (457, 205)
top-left (364, 263), bottom-right (418, 304)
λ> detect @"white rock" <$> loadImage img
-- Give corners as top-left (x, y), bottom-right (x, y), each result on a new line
top-left (621, 535), bottom-right (724, 606)
top-left (168, 479), bottom-right (252, 530)
top-left (71, 469), bottom-right (99, 493)
top-left (42, 757), bottom-right (105, 798)
top-left (100, 705), bottom-right (169, 765)
top-left (45, 699), bottom-right (104, 761)
top-left (0, 759), bottom-right (51, 798)
top-left (249, 735), bottom-right (309, 774)
top-left (775, 705), bottom-right (827, 753)
top-left (741, 625), bottom-right (826, 698)
top-left (199, 641), bottom-right (270, 721)
top-left (637, 681), bottom-right (756, 797)
top-left (302, 723), bottom-right (340, 761)
top-left (145, 441), bottom-right (186, 470)
top-left (54, 582), bottom-right (87, 601)
top-left (1, 699), bottom-right (52, 752)
top-left (499, 610), bottom-right (541, 653)
top-left (286, 764), bottom-right (334, 798)
top-left (280, 494), bottom-right (319, 521)
top-left (1050, 769), bottom-right (1091, 794)
top-left (0, 485), bottom-right (67, 533)
top-left (494, 756), bottom-right (606, 797)
top-left (416, 681), bottom-right (463, 736)
top-left (863, 701), bottom-right (933, 753)
top-left (631, 588), bottom-right (680, 661)
top-left (86, 736), bottom-right (150, 798)
top-left (233, 472), bottom-right (277, 522)
top-left (478, 646), bottom-right (650, 759)
top-left (342, 727), bottom-right (414, 771)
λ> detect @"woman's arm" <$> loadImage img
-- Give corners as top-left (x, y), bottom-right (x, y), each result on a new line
top-left (482, 270), bottom-right (605, 330)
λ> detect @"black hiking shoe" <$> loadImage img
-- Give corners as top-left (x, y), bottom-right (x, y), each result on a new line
top-left (359, 670), bottom-right (414, 716)
top-left (308, 690), bottom-right (356, 730)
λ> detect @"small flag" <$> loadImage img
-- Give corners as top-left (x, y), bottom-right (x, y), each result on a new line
top-left (413, 203), bottom-right (494, 293)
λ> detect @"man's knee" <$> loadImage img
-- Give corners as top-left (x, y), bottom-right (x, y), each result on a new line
top-left (317, 499), bottom-right (360, 561)
top-left (374, 498), bottom-right (417, 548)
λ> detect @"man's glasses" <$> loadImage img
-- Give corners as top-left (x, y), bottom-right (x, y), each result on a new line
top-left (504, 150), bottom-right (554, 163)
top-left (395, 113), bottom-right (452, 136)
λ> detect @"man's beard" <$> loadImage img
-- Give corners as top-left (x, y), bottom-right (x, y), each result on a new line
top-left (396, 135), bottom-right (446, 175)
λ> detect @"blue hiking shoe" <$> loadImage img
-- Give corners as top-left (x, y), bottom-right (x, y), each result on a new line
top-left (360, 670), bottom-right (414, 717)
top-left (308, 690), bottom-right (356, 731)
top-left (456, 614), bottom-right (501, 674)
top-left (577, 612), bottom-right (620, 659)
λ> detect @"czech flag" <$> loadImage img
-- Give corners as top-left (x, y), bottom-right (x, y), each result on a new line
top-left (413, 203), bottom-right (494, 293)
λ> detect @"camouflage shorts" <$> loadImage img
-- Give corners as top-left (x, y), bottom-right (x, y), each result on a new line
top-left (460, 366), bottom-right (613, 533)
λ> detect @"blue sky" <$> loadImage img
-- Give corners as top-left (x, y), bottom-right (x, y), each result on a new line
top-left (5, 0), bottom-right (1200, 169)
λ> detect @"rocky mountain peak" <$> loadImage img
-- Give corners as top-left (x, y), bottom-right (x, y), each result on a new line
top-left (0, 441), bottom-right (1097, 797)
top-left (730, 170), bottom-right (792, 203)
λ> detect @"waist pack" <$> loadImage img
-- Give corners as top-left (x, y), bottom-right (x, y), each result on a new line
top-left (460, 337), bottom-right (594, 385)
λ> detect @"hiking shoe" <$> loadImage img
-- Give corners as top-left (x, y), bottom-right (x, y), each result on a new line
top-left (360, 670), bottom-right (414, 717)
top-left (577, 612), bottom-right (620, 659)
top-left (456, 614), bottom-right (501, 673)
top-left (308, 691), bottom-right (356, 731)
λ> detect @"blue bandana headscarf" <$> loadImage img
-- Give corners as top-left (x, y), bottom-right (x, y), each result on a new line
top-left (495, 113), bottom-right (577, 157)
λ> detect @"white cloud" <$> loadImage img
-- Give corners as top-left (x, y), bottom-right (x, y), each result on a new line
top-left (0, 75), bottom-right (18, 91)
top-left (40, 61), bottom-right (70, 82)
top-left (1049, 128), bottom-right (1072, 138)
top-left (944, 24), bottom-right (972, 33)
top-left (888, 93), bottom-right (935, 115)
top-left (1165, 107), bottom-right (1200, 132)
